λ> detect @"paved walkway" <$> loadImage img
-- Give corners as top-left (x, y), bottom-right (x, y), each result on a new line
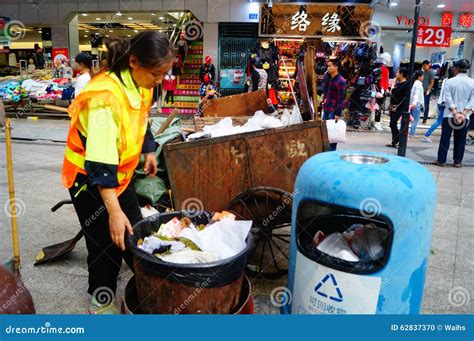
top-left (0, 119), bottom-right (472, 314)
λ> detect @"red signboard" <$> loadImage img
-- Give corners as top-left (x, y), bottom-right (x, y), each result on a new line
top-left (416, 26), bottom-right (452, 48)
top-left (458, 13), bottom-right (473, 28)
top-left (441, 12), bottom-right (453, 27)
top-left (52, 47), bottom-right (69, 66)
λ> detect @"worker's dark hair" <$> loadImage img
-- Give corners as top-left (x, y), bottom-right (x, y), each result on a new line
top-left (414, 70), bottom-right (423, 80)
top-left (106, 30), bottom-right (175, 82)
top-left (454, 59), bottom-right (470, 73)
top-left (75, 52), bottom-right (93, 69)
top-left (422, 60), bottom-right (430, 66)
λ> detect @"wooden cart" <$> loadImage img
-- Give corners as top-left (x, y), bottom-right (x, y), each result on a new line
top-left (164, 120), bottom-right (329, 278)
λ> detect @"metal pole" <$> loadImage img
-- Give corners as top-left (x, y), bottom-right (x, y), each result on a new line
top-left (398, 0), bottom-right (421, 157)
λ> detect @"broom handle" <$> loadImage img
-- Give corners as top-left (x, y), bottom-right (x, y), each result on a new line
top-left (5, 118), bottom-right (20, 277)
top-left (43, 104), bottom-right (69, 113)
top-left (155, 108), bottom-right (179, 136)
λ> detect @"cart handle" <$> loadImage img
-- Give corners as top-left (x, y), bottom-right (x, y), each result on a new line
top-left (51, 200), bottom-right (73, 212)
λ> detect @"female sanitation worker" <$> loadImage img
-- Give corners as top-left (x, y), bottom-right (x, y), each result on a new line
top-left (62, 31), bottom-right (174, 314)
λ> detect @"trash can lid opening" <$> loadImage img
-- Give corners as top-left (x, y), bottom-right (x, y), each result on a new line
top-left (341, 154), bottom-right (389, 165)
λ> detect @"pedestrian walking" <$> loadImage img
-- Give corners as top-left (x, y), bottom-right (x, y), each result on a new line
top-left (323, 59), bottom-right (347, 151)
top-left (435, 59), bottom-right (474, 168)
top-left (422, 60), bottom-right (435, 124)
top-left (386, 68), bottom-right (410, 148)
top-left (409, 70), bottom-right (424, 138)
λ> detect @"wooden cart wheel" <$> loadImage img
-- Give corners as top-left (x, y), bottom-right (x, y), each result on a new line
top-left (225, 187), bottom-right (292, 279)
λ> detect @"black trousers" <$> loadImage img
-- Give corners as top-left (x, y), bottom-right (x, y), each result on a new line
top-left (389, 110), bottom-right (403, 145)
top-left (437, 117), bottom-right (469, 164)
top-left (69, 174), bottom-right (142, 299)
top-left (164, 90), bottom-right (174, 104)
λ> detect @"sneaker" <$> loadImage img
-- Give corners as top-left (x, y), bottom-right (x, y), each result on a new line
top-left (421, 136), bottom-right (432, 143)
top-left (151, 102), bottom-right (158, 109)
top-left (374, 122), bottom-right (383, 131)
top-left (88, 297), bottom-right (119, 315)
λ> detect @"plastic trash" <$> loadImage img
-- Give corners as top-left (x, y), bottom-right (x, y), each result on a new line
top-left (140, 205), bottom-right (159, 218)
top-left (316, 232), bottom-right (360, 262)
top-left (350, 223), bottom-right (388, 261)
top-left (326, 119), bottom-right (347, 144)
top-left (156, 249), bottom-right (221, 264)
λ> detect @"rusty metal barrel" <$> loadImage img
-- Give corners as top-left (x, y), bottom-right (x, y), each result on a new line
top-left (126, 211), bottom-right (253, 314)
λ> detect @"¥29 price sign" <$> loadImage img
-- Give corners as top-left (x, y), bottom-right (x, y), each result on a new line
top-left (416, 26), bottom-right (452, 47)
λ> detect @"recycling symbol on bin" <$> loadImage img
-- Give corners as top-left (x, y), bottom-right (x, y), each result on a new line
top-left (314, 273), bottom-right (344, 302)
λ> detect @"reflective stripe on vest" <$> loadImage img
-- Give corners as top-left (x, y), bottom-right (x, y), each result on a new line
top-left (62, 71), bottom-right (152, 196)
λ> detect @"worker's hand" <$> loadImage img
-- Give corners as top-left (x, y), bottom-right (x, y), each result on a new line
top-left (455, 113), bottom-right (465, 124)
top-left (334, 115), bottom-right (340, 122)
top-left (409, 104), bottom-right (414, 111)
top-left (425, 90), bottom-right (430, 96)
top-left (109, 210), bottom-right (133, 251)
top-left (144, 152), bottom-right (158, 177)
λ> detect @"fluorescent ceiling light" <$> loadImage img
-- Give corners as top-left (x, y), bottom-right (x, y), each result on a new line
top-left (84, 35), bottom-right (88, 37)
top-left (159, 16), bottom-right (165, 20)
top-left (96, 17), bottom-right (101, 20)
top-left (437, 4), bottom-right (446, 8)
top-left (116, 12), bottom-right (122, 16)
top-left (128, 17), bottom-right (133, 20)
top-left (389, 2), bottom-right (398, 7)
top-left (81, 13), bottom-right (88, 16)
top-left (151, 13), bottom-right (156, 16)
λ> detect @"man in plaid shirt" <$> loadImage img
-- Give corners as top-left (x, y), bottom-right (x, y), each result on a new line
top-left (323, 59), bottom-right (347, 150)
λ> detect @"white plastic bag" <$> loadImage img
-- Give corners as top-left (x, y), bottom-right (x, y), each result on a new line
top-left (290, 105), bottom-right (303, 125)
top-left (280, 109), bottom-right (291, 127)
top-left (326, 119), bottom-right (347, 144)
top-left (316, 233), bottom-right (360, 262)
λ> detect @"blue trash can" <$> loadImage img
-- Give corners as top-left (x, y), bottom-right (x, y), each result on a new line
top-left (287, 151), bottom-right (436, 314)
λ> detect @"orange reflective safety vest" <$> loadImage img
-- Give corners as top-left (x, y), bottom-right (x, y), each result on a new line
top-left (62, 71), bottom-right (152, 196)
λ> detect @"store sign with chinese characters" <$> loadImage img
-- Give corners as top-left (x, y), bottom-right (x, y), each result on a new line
top-left (416, 26), bottom-right (452, 48)
top-left (291, 7), bottom-right (311, 32)
top-left (260, 4), bottom-right (371, 37)
top-left (321, 12), bottom-right (341, 33)
top-left (458, 13), bottom-right (473, 29)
